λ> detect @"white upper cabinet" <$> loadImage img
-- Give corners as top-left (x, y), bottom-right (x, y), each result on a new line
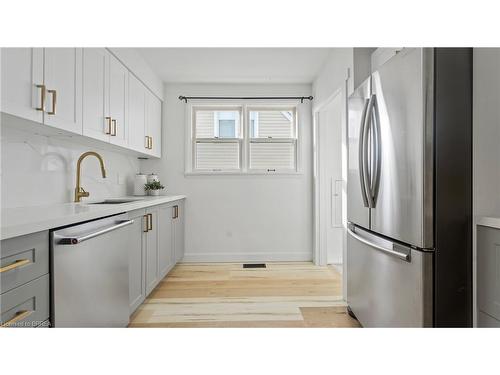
top-left (146, 90), bottom-right (162, 158)
top-left (43, 48), bottom-right (83, 134)
top-left (128, 74), bottom-right (147, 153)
top-left (0, 48), bottom-right (44, 123)
top-left (1, 47), bottom-right (162, 157)
top-left (82, 49), bottom-right (129, 147)
top-left (83, 48), bottom-right (109, 142)
top-left (108, 54), bottom-right (129, 147)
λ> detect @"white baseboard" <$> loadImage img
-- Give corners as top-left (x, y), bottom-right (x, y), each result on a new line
top-left (181, 251), bottom-right (312, 263)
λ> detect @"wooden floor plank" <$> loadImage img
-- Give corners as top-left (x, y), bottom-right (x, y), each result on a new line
top-left (129, 262), bottom-right (360, 328)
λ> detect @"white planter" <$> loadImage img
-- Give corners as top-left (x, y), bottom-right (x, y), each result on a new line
top-left (149, 190), bottom-right (160, 196)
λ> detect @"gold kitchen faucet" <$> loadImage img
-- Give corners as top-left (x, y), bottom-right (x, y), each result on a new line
top-left (74, 151), bottom-right (107, 202)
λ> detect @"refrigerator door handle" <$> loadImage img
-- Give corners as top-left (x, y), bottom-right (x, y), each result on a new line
top-left (347, 226), bottom-right (411, 262)
top-left (362, 95), bottom-right (376, 208)
top-left (370, 94), bottom-right (382, 206)
top-left (358, 98), bottom-right (370, 208)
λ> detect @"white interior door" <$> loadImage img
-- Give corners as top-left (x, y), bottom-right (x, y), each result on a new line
top-left (43, 48), bottom-right (83, 134)
top-left (316, 91), bottom-right (345, 265)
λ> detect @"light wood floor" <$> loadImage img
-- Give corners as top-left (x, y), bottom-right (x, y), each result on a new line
top-left (129, 262), bottom-right (360, 328)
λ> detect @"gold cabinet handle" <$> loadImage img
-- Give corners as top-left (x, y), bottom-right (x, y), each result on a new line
top-left (149, 136), bottom-right (153, 149)
top-left (143, 214), bottom-right (149, 232)
top-left (35, 84), bottom-right (46, 111)
top-left (0, 259), bottom-right (30, 273)
top-left (148, 213), bottom-right (153, 230)
top-left (0, 310), bottom-right (33, 328)
top-left (172, 205), bottom-right (179, 219)
top-left (47, 89), bottom-right (57, 115)
top-left (145, 136), bottom-right (149, 149)
top-left (105, 117), bottom-right (112, 134)
top-left (111, 119), bottom-right (117, 136)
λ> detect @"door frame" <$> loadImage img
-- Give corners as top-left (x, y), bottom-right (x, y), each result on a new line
top-left (312, 78), bottom-right (349, 273)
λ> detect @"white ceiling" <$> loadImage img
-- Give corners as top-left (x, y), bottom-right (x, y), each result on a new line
top-left (136, 48), bottom-right (331, 84)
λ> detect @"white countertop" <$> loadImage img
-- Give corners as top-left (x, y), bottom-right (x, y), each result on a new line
top-left (476, 216), bottom-right (500, 230)
top-left (1, 195), bottom-right (186, 240)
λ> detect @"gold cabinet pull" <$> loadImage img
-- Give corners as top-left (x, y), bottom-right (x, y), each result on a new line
top-left (172, 205), bottom-right (179, 219)
top-left (111, 119), bottom-right (117, 136)
top-left (148, 213), bottom-right (153, 230)
top-left (143, 214), bottom-right (149, 232)
top-left (149, 136), bottom-right (153, 149)
top-left (0, 259), bottom-right (30, 273)
top-left (47, 89), bottom-right (57, 115)
top-left (145, 136), bottom-right (149, 149)
top-left (35, 84), bottom-right (46, 111)
top-left (105, 117), bottom-right (112, 134)
top-left (0, 310), bottom-right (33, 328)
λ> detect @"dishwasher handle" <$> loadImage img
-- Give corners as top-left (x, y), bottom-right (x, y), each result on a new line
top-left (57, 219), bottom-right (134, 245)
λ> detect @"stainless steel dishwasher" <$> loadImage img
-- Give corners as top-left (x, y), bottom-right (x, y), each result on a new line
top-left (51, 213), bottom-right (133, 327)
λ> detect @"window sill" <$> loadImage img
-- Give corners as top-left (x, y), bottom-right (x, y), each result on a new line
top-left (184, 170), bottom-right (303, 177)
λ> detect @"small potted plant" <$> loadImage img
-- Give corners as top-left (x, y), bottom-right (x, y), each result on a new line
top-left (144, 180), bottom-right (165, 196)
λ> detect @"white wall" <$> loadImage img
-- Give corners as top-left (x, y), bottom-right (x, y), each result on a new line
top-left (472, 48), bottom-right (500, 326)
top-left (1, 122), bottom-right (139, 208)
top-left (140, 83), bottom-right (313, 262)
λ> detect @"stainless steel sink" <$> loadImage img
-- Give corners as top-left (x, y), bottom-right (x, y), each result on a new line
top-left (86, 198), bottom-right (144, 205)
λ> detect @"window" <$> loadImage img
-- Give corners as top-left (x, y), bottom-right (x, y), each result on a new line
top-left (248, 108), bottom-right (296, 172)
top-left (189, 103), bottom-right (299, 174)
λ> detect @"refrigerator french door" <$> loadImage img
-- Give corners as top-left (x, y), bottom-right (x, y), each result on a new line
top-left (346, 48), bottom-right (473, 327)
top-left (347, 49), bottom-right (435, 327)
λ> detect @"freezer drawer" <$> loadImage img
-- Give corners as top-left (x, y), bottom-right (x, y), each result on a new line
top-left (346, 224), bottom-right (433, 327)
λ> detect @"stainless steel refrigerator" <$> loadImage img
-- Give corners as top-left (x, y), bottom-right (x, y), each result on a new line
top-left (346, 48), bottom-right (472, 327)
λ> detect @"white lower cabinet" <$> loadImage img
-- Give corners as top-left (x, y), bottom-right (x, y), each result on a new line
top-left (128, 200), bottom-right (185, 315)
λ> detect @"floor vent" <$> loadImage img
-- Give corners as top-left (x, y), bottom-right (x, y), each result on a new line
top-left (243, 263), bottom-right (266, 269)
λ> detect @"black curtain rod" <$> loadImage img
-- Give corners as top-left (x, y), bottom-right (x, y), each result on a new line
top-left (178, 95), bottom-right (313, 103)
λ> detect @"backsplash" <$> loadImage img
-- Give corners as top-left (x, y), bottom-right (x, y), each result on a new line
top-left (1, 124), bottom-right (140, 208)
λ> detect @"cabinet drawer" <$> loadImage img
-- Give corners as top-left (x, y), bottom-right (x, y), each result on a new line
top-left (1, 231), bottom-right (49, 294)
top-left (1, 274), bottom-right (50, 328)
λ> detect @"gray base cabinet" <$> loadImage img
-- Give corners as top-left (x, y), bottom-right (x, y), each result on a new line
top-left (477, 225), bottom-right (500, 327)
top-left (128, 199), bottom-right (185, 316)
top-left (1, 231), bottom-right (50, 328)
top-left (128, 209), bottom-right (147, 315)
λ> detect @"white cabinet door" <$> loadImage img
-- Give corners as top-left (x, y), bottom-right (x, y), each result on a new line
top-left (43, 48), bottom-right (83, 134)
top-left (128, 74), bottom-right (147, 153)
top-left (146, 90), bottom-right (162, 158)
top-left (174, 201), bottom-right (185, 263)
top-left (128, 209), bottom-right (147, 315)
top-left (0, 48), bottom-right (44, 122)
top-left (109, 54), bottom-right (128, 147)
top-left (145, 207), bottom-right (160, 295)
top-left (82, 48), bottom-right (109, 142)
top-left (158, 204), bottom-right (174, 279)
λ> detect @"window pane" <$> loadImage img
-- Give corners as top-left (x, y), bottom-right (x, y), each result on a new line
top-left (195, 110), bottom-right (240, 138)
top-left (218, 120), bottom-right (235, 138)
top-left (196, 142), bottom-right (240, 170)
top-left (249, 110), bottom-right (294, 138)
top-left (249, 142), bottom-right (295, 170)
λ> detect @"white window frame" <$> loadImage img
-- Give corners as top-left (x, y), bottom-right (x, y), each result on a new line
top-left (185, 100), bottom-right (302, 175)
